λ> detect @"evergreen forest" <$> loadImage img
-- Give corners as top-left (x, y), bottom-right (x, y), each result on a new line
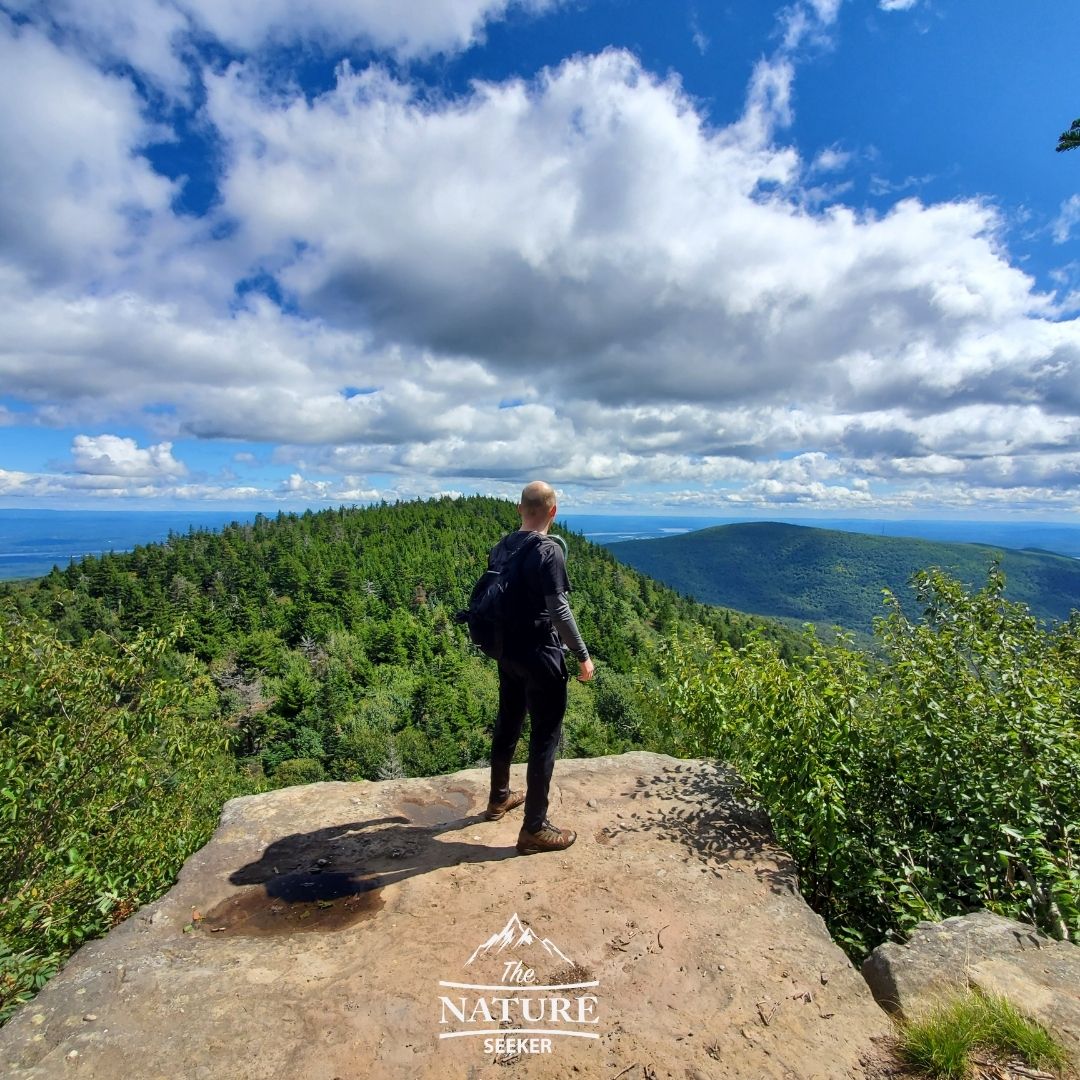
top-left (2, 496), bottom-right (1077, 1026)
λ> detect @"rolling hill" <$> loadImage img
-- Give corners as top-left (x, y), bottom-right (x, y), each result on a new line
top-left (609, 521), bottom-right (1080, 631)
top-left (1, 497), bottom-right (808, 785)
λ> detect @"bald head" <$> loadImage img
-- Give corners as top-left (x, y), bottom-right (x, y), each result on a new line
top-left (518, 480), bottom-right (557, 530)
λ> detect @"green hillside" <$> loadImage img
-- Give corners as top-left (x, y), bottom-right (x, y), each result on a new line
top-left (2, 497), bottom-right (800, 784)
top-left (610, 521), bottom-right (1080, 631)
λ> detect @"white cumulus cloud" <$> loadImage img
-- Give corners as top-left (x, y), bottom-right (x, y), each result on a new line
top-left (4, 0), bottom-right (564, 94)
top-left (0, 18), bottom-right (184, 286)
top-left (71, 435), bottom-right (187, 478)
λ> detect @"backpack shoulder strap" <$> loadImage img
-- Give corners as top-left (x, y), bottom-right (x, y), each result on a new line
top-left (493, 530), bottom-right (544, 569)
top-left (540, 533), bottom-right (567, 559)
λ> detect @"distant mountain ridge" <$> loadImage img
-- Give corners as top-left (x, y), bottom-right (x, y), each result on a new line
top-left (610, 521), bottom-right (1080, 631)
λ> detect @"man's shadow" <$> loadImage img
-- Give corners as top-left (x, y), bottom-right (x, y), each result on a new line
top-left (199, 810), bottom-right (520, 935)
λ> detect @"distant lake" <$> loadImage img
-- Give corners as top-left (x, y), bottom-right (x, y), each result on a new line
top-left (0, 510), bottom-right (262, 581)
top-left (1, 508), bottom-right (1078, 581)
top-left (558, 514), bottom-right (732, 543)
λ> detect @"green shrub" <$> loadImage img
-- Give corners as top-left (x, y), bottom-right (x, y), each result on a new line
top-left (0, 606), bottom-right (250, 1024)
top-left (654, 567), bottom-right (1080, 954)
top-left (271, 757), bottom-right (327, 787)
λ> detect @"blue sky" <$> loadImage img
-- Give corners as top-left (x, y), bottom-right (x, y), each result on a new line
top-left (1, 0), bottom-right (1079, 517)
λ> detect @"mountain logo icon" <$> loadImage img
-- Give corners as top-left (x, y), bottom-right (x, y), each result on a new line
top-left (465, 912), bottom-right (572, 967)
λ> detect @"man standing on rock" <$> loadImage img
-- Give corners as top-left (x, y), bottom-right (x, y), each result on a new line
top-left (485, 480), bottom-right (595, 854)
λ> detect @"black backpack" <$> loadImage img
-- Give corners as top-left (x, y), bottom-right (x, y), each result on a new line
top-left (455, 533), bottom-right (544, 659)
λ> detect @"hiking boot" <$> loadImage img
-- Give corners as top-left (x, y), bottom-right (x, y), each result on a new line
top-left (516, 820), bottom-right (577, 854)
top-left (484, 790), bottom-right (525, 821)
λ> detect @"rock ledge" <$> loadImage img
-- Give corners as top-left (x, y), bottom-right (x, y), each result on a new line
top-left (1, 753), bottom-right (893, 1079)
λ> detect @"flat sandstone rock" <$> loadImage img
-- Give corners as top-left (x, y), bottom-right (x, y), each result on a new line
top-left (1, 753), bottom-right (893, 1079)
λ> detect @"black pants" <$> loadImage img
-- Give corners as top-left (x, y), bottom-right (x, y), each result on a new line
top-left (490, 644), bottom-right (569, 833)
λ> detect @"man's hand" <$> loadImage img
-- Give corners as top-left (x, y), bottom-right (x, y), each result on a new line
top-left (577, 657), bottom-right (595, 682)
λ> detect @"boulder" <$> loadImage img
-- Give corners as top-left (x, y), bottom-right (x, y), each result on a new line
top-left (862, 910), bottom-right (1080, 1065)
top-left (1, 753), bottom-right (894, 1078)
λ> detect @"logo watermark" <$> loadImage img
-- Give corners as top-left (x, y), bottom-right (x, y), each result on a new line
top-left (437, 912), bottom-right (601, 1056)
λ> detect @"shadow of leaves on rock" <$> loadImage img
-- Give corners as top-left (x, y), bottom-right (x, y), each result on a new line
top-left (199, 806), bottom-right (519, 936)
top-left (606, 761), bottom-right (798, 896)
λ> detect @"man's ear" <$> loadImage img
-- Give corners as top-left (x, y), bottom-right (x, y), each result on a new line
top-left (548, 503), bottom-right (557, 522)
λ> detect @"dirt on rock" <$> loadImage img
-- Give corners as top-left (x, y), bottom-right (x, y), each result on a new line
top-left (0, 752), bottom-right (899, 1079)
